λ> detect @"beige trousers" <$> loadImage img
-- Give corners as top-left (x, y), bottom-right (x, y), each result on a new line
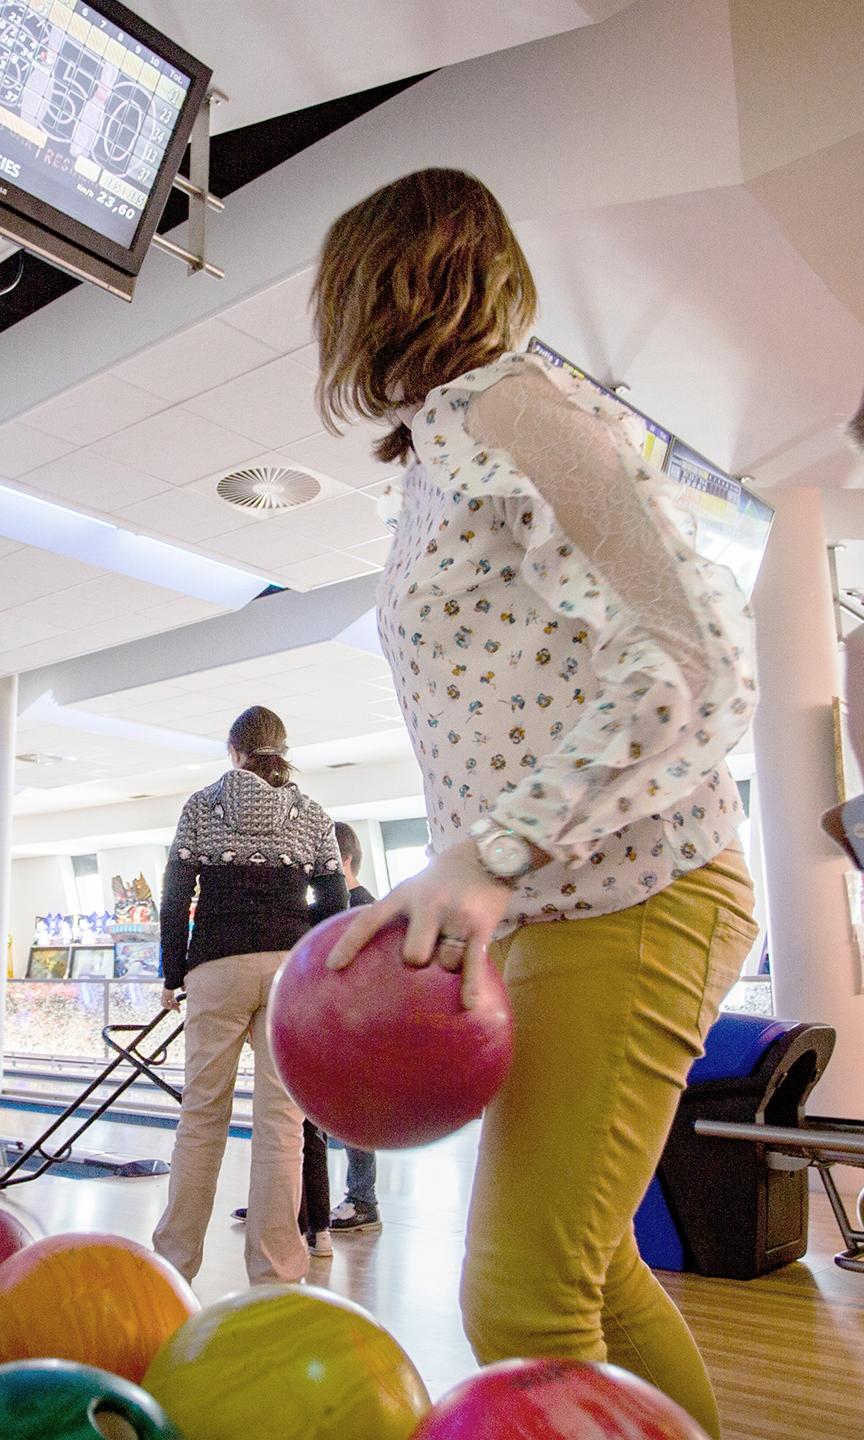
top-left (153, 951), bottom-right (308, 1286)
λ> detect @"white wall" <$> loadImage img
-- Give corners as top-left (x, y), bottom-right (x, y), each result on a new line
top-left (96, 844), bottom-right (168, 914)
top-left (9, 855), bottom-right (77, 976)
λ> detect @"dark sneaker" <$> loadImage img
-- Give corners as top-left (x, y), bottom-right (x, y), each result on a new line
top-left (330, 1199), bottom-right (382, 1233)
top-left (231, 1207), bottom-right (247, 1222)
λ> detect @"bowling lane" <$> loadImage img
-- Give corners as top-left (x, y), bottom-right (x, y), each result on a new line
top-left (2, 1102), bottom-right (864, 1436)
top-left (0, 1104), bottom-right (479, 1398)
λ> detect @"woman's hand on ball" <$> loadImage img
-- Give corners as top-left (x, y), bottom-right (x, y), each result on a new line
top-left (326, 840), bottom-right (511, 1008)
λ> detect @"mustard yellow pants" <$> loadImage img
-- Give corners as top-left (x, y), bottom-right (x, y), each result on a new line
top-left (460, 847), bottom-right (758, 1440)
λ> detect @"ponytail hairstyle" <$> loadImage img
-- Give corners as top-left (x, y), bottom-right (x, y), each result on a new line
top-left (228, 706), bottom-right (293, 788)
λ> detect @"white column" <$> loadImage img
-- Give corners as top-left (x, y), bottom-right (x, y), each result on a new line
top-left (752, 489), bottom-right (864, 1118)
top-left (0, 674), bottom-right (18, 1084)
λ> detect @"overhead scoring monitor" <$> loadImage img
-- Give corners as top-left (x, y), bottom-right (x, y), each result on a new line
top-left (0, 0), bottom-right (211, 297)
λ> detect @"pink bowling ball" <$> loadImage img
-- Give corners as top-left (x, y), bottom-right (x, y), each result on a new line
top-left (267, 910), bottom-right (513, 1149)
top-left (0, 1210), bottom-right (34, 1265)
top-left (411, 1359), bottom-right (711, 1439)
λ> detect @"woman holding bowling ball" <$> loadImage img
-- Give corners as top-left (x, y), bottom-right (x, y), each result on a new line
top-left (311, 168), bottom-right (758, 1439)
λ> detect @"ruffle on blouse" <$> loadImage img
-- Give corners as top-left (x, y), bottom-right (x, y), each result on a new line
top-left (402, 351), bottom-right (757, 865)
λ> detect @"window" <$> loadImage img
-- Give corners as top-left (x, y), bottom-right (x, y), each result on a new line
top-left (380, 819), bottom-right (430, 890)
top-left (72, 854), bottom-right (102, 915)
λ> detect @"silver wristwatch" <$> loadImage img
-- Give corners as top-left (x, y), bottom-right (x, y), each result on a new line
top-left (470, 815), bottom-right (534, 883)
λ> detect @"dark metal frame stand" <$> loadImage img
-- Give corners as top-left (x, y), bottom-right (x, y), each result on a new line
top-left (695, 1115), bottom-right (864, 1272)
top-left (0, 1004), bottom-right (185, 1191)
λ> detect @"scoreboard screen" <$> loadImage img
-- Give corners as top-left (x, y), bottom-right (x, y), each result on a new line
top-left (0, 0), bottom-right (210, 293)
top-left (0, 0), bottom-right (193, 246)
top-left (527, 336), bottom-right (773, 596)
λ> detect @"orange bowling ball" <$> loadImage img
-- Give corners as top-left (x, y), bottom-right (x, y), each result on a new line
top-left (0, 1233), bottom-right (198, 1383)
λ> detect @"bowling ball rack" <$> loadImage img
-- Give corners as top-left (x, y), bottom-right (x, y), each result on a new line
top-left (0, 1003), bottom-right (185, 1190)
top-left (694, 1114), bottom-right (864, 1273)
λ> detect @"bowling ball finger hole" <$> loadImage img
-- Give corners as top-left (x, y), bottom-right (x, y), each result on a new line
top-left (91, 1407), bottom-right (141, 1440)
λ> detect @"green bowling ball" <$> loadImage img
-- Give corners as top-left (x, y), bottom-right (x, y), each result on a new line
top-left (0, 1359), bottom-right (184, 1440)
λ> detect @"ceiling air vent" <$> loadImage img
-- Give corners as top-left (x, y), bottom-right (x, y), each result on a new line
top-left (16, 752), bottom-right (66, 766)
top-left (216, 466), bottom-right (321, 512)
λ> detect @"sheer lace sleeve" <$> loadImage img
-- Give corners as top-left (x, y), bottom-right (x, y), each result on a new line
top-left (411, 355), bottom-right (756, 864)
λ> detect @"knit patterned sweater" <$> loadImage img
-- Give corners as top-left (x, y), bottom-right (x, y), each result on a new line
top-left (160, 769), bottom-right (346, 988)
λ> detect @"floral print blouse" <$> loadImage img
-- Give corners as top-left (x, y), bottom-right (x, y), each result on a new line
top-left (377, 352), bottom-right (756, 926)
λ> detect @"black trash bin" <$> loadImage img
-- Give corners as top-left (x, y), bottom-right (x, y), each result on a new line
top-left (635, 1012), bottom-right (836, 1279)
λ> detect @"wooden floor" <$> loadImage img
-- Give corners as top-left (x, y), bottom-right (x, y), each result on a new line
top-left (1, 1105), bottom-right (862, 1438)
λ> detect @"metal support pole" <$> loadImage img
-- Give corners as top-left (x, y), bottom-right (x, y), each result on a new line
top-left (153, 87), bottom-right (228, 281)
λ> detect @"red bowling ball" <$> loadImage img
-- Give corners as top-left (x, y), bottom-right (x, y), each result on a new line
top-left (267, 910), bottom-right (514, 1149)
top-left (411, 1359), bottom-right (711, 1439)
top-left (0, 1211), bottom-right (34, 1265)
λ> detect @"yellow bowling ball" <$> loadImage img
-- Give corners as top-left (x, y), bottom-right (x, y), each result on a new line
top-left (143, 1284), bottom-right (430, 1440)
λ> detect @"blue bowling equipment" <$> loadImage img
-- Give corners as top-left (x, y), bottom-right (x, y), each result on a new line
top-left (635, 1011), bottom-right (835, 1278)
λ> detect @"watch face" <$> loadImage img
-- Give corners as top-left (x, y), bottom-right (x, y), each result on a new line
top-left (485, 832), bottom-right (531, 878)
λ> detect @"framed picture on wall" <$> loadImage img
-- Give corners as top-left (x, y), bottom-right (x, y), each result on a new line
top-left (114, 940), bottom-right (161, 978)
top-left (26, 946), bottom-right (71, 980)
top-left (69, 946), bottom-right (116, 979)
top-left (832, 697), bottom-right (864, 804)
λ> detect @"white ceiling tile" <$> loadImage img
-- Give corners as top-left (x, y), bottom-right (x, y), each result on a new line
top-left (275, 550), bottom-right (379, 591)
top-left (345, 535), bottom-right (393, 566)
top-left (280, 423), bottom-right (394, 490)
top-left (220, 270), bottom-right (314, 355)
top-left (362, 478), bottom-right (398, 498)
top-left (368, 702), bottom-right (405, 721)
top-left (112, 489), bottom-right (261, 545)
top-left (121, 697), bottom-right (227, 727)
top-left (92, 409), bottom-right (258, 484)
top-left (290, 343), bottom-right (318, 373)
top-left (202, 520), bottom-right (330, 571)
top-left (0, 572), bottom-right (64, 611)
top-left (143, 596), bottom-right (226, 628)
top-left (71, 613), bottom-right (163, 648)
top-left (0, 548), bottom-right (103, 598)
top-left (0, 422), bottom-right (77, 478)
top-left (23, 375), bottom-right (168, 446)
top-left (324, 649), bottom-right (393, 682)
top-left (112, 319), bottom-right (282, 403)
top-left (0, 612), bottom-right (62, 648)
top-left (23, 449), bottom-right (171, 512)
top-left (0, 539), bottom-right (23, 558)
top-left (277, 680), bottom-right (388, 719)
top-left (2, 630), bottom-right (102, 674)
top-left (279, 491), bottom-right (391, 549)
top-left (10, 584), bottom-right (120, 631)
top-left (77, 573), bottom-right (184, 611)
top-left (183, 356), bottom-right (321, 449)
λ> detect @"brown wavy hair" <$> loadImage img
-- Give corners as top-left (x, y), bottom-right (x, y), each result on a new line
top-left (228, 706), bottom-right (293, 788)
top-left (312, 168), bottom-right (537, 465)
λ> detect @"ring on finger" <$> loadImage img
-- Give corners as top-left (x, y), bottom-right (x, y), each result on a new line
top-left (439, 933), bottom-right (468, 949)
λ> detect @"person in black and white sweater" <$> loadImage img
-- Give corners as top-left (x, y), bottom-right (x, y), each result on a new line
top-left (153, 705), bottom-right (347, 1287)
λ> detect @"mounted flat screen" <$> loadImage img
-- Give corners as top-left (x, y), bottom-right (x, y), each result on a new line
top-left (665, 440), bottom-right (774, 599)
top-left (528, 336), bottom-right (673, 470)
top-left (528, 337), bottom-right (773, 596)
top-left (0, 0), bottom-right (211, 297)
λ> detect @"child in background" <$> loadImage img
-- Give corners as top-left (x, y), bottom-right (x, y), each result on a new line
top-left (329, 823), bottom-right (383, 1235)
